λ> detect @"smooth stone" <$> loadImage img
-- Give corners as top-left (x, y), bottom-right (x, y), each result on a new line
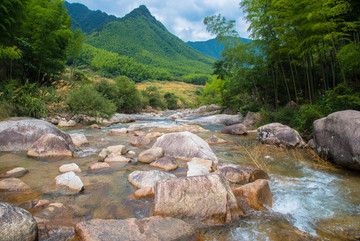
top-left (187, 163), bottom-right (209, 177)
top-left (221, 123), bottom-right (248, 135)
top-left (133, 187), bottom-right (154, 199)
top-left (138, 147), bottom-right (164, 163)
top-left (58, 119), bottom-right (76, 127)
top-left (215, 164), bottom-right (270, 184)
top-left (98, 148), bottom-right (112, 162)
top-left (128, 170), bottom-right (177, 189)
top-left (70, 134), bottom-right (89, 147)
top-left (4, 167), bottom-right (29, 178)
top-left (206, 135), bottom-right (227, 145)
top-left (0, 178), bottom-right (31, 191)
top-left (59, 163), bottom-right (81, 173)
top-left (27, 133), bottom-right (73, 157)
top-left (54, 172), bottom-right (84, 193)
top-left (150, 156), bottom-right (178, 171)
top-left (189, 157), bottom-right (214, 171)
top-left (131, 136), bottom-right (151, 146)
top-left (89, 162), bottom-right (111, 171)
top-left (104, 153), bottom-right (130, 163)
top-left (106, 145), bottom-right (126, 155)
top-left (109, 128), bottom-right (128, 134)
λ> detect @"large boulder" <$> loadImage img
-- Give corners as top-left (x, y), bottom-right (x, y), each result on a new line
top-left (190, 114), bottom-right (242, 126)
top-left (257, 123), bottom-right (305, 148)
top-left (242, 112), bottom-right (262, 129)
top-left (109, 114), bottom-right (135, 124)
top-left (0, 202), bottom-right (38, 241)
top-left (312, 110), bottom-right (360, 171)
top-left (153, 174), bottom-right (244, 227)
top-left (27, 133), bottom-right (73, 157)
top-left (54, 171), bottom-right (84, 193)
top-left (75, 216), bottom-right (200, 241)
top-left (128, 170), bottom-right (177, 189)
top-left (153, 131), bottom-right (218, 163)
top-left (0, 118), bottom-right (75, 152)
top-left (221, 123), bottom-right (247, 135)
top-left (233, 179), bottom-right (272, 210)
top-left (215, 164), bottom-right (270, 184)
top-left (194, 104), bottom-right (221, 114)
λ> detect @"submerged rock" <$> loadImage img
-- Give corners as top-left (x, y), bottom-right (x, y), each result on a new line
top-left (75, 216), bottom-right (200, 241)
top-left (221, 123), bottom-right (247, 135)
top-left (257, 123), bottom-right (305, 148)
top-left (215, 164), bottom-right (270, 184)
top-left (312, 110), bottom-right (360, 171)
top-left (3, 167), bottom-right (29, 178)
top-left (153, 131), bottom-right (218, 163)
top-left (138, 147), bottom-right (164, 163)
top-left (150, 156), bottom-right (178, 171)
top-left (89, 162), bottom-right (111, 171)
top-left (0, 118), bottom-right (74, 152)
top-left (0, 202), bottom-right (38, 241)
top-left (233, 179), bottom-right (272, 210)
top-left (0, 178), bottom-right (31, 191)
top-left (153, 174), bottom-right (244, 227)
top-left (27, 133), bottom-right (73, 157)
top-left (133, 187), bottom-right (154, 199)
top-left (54, 171), bottom-right (84, 193)
top-left (128, 170), bottom-right (177, 189)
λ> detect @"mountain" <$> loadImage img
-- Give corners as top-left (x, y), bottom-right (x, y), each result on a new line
top-left (65, 3), bottom-right (214, 79)
top-left (187, 37), bottom-right (252, 59)
top-left (65, 2), bottom-right (117, 34)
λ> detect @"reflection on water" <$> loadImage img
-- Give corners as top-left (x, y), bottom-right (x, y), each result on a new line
top-left (0, 118), bottom-right (359, 240)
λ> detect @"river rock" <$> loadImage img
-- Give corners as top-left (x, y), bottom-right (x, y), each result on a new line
top-left (138, 147), bottom-right (164, 163)
top-left (27, 133), bottom-right (73, 157)
top-left (75, 216), bottom-right (200, 241)
top-left (4, 167), bottom-right (29, 178)
top-left (106, 145), bottom-right (127, 155)
top-left (0, 178), bottom-right (31, 191)
top-left (189, 157), bottom-right (214, 171)
top-left (0, 118), bottom-right (74, 152)
top-left (109, 128), bottom-right (128, 134)
top-left (59, 163), bottom-right (81, 173)
top-left (0, 202), bottom-right (38, 241)
top-left (312, 110), bottom-right (360, 171)
top-left (70, 134), bottom-right (89, 147)
top-left (89, 162), bottom-right (111, 171)
top-left (145, 132), bottom-right (163, 139)
top-left (104, 153), bottom-right (130, 163)
top-left (187, 162), bottom-right (209, 177)
top-left (194, 104), bottom-right (221, 114)
top-left (190, 114), bottom-right (243, 126)
top-left (215, 164), bottom-right (270, 184)
top-left (233, 179), bottom-right (272, 210)
top-left (54, 171), bottom-right (84, 193)
top-left (98, 148), bottom-right (112, 162)
top-left (206, 135), bottom-right (227, 145)
top-left (153, 131), bottom-right (218, 163)
top-left (109, 114), bottom-right (135, 124)
top-left (58, 119), bottom-right (76, 127)
top-left (257, 123), bottom-right (306, 148)
top-left (243, 112), bottom-right (262, 129)
top-left (128, 170), bottom-right (177, 189)
top-left (150, 156), bottom-right (178, 171)
top-left (153, 173), bottom-right (244, 227)
top-left (134, 131), bottom-right (146, 136)
top-left (131, 136), bottom-right (151, 146)
top-left (221, 123), bottom-right (248, 135)
top-left (89, 124), bottom-right (101, 129)
top-left (133, 187), bottom-right (154, 199)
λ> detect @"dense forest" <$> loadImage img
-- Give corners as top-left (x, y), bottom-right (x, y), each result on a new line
top-left (202, 0), bottom-right (360, 137)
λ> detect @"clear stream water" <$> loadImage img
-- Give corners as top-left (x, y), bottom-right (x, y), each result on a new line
top-left (0, 118), bottom-right (359, 240)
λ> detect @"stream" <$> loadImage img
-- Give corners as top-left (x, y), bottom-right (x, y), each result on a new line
top-left (0, 116), bottom-right (359, 240)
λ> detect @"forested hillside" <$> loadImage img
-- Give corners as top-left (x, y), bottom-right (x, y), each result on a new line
top-left (84, 5), bottom-right (214, 79)
top-left (187, 37), bottom-right (251, 59)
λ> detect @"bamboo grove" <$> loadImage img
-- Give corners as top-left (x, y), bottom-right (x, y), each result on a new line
top-left (204, 0), bottom-right (360, 111)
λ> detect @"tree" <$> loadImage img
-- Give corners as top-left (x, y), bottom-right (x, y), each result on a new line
top-left (67, 29), bottom-right (84, 79)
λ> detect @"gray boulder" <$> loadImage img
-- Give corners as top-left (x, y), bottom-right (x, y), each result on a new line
top-left (242, 112), bottom-right (262, 129)
top-left (138, 147), bottom-right (164, 163)
top-left (0, 118), bottom-right (75, 152)
top-left (257, 123), bottom-right (305, 148)
top-left (190, 114), bottom-right (242, 126)
top-left (109, 114), bottom-right (135, 124)
top-left (153, 131), bottom-right (218, 163)
top-left (312, 110), bottom-right (360, 171)
top-left (221, 123), bottom-right (247, 135)
top-left (0, 202), bottom-right (38, 241)
top-left (27, 133), bottom-right (73, 157)
top-left (150, 157), bottom-right (178, 171)
top-left (128, 170), bottom-right (176, 189)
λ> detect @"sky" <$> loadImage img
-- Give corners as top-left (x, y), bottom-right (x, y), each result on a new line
top-left (66, 0), bottom-right (249, 42)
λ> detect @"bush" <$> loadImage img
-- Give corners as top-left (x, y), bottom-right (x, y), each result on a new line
top-left (164, 92), bottom-right (179, 110)
top-left (141, 86), bottom-right (165, 110)
top-left (67, 85), bottom-right (116, 117)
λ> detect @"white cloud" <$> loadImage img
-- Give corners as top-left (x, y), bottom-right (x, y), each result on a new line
top-left (66, 0), bottom-right (250, 41)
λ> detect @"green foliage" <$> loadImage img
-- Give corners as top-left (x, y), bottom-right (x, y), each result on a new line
top-left (337, 42), bottom-right (360, 76)
top-left (141, 86), bottom-right (165, 110)
top-left (201, 76), bottom-right (223, 106)
top-left (182, 74), bottom-right (210, 85)
top-left (164, 92), bottom-right (179, 110)
top-left (67, 84), bottom-right (116, 117)
top-left (0, 79), bottom-right (62, 118)
top-left (324, 83), bottom-right (360, 112)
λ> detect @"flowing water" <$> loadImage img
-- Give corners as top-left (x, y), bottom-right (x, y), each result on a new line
top-left (0, 117), bottom-right (359, 240)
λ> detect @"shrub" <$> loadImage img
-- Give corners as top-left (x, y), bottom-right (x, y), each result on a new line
top-left (164, 92), bottom-right (179, 110)
top-left (67, 85), bottom-right (116, 117)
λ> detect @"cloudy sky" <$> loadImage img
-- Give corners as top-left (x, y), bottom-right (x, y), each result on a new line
top-left (66, 0), bottom-right (249, 42)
